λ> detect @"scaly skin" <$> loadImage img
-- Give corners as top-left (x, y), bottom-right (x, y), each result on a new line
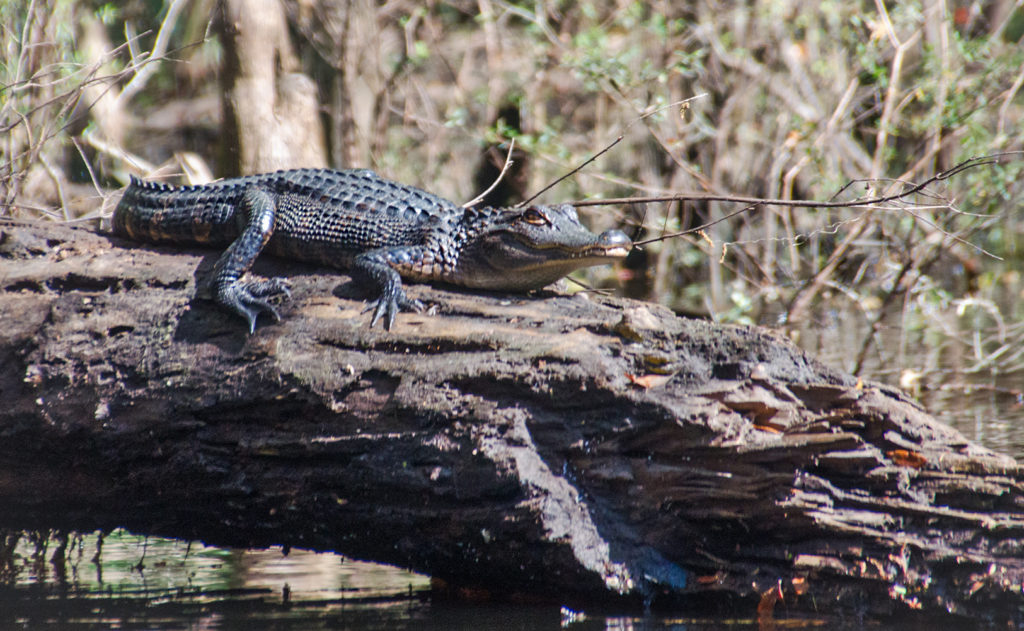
top-left (113, 168), bottom-right (632, 332)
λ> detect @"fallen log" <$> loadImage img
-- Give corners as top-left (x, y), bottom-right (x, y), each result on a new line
top-left (1, 219), bottom-right (1022, 622)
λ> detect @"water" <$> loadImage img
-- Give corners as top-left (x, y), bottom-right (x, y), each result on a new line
top-left (790, 297), bottom-right (1024, 457)
top-left (0, 532), bottom-right (842, 630)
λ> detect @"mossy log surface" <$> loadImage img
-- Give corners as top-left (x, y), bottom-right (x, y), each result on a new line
top-left (1, 220), bottom-right (1022, 622)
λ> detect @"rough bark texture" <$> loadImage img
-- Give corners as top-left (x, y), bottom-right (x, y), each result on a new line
top-left (1, 220), bottom-right (1023, 622)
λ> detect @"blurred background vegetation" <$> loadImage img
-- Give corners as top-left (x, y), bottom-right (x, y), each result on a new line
top-left (2, 0), bottom-right (1023, 439)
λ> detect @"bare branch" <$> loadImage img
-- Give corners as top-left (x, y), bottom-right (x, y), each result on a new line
top-left (463, 139), bottom-right (515, 208)
top-left (517, 136), bottom-right (622, 208)
top-left (518, 95), bottom-right (708, 208)
top-left (117, 0), bottom-right (189, 105)
top-left (633, 204), bottom-right (758, 247)
top-left (572, 152), bottom-right (1021, 211)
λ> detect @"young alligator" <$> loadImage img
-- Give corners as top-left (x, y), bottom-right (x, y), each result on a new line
top-left (113, 168), bottom-right (632, 332)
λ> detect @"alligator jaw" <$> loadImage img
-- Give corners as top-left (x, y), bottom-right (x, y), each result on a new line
top-left (454, 220), bottom-right (633, 291)
top-left (556, 228), bottom-right (633, 261)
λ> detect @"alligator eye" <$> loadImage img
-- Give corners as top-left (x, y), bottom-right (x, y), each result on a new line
top-left (522, 208), bottom-right (549, 225)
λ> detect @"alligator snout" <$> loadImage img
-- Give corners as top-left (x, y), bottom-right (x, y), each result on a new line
top-left (597, 229), bottom-right (632, 256)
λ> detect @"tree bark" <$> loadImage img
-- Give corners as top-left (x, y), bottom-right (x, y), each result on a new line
top-left (217, 0), bottom-right (327, 174)
top-left (1, 220), bottom-right (1023, 622)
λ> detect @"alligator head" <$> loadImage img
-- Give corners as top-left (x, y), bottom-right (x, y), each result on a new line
top-left (453, 204), bottom-right (632, 291)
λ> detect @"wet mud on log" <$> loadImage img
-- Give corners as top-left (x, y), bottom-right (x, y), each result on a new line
top-left (1, 219), bottom-right (1023, 622)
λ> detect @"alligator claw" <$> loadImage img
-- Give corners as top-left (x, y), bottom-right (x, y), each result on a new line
top-left (246, 277), bottom-right (292, 300)
top-left (363, 290), bottom-right (424, 331)
top-left (217, 277), bottom-right (291, 334)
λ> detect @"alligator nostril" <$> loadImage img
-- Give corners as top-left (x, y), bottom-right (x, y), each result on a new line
top-left (599, 230), bottom-right (632, 247)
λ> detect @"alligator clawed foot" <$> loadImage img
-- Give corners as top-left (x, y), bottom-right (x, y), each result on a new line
top-left (363, 289), bottom-right (424, 331)
top-left (217, 277), bottom-right (292, 334)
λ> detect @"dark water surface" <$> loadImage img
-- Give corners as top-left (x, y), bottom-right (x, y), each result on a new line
top-left (1, 530), bottom-right (960, 630)
top-left (0, 533), bottom-right (807, 630)
top-left (791, 300), bottom-right (1024, 458)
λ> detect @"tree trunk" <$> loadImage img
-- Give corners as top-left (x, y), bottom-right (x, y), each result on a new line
top-left (1, 220), bottom-right (1023, 622)
top-left (217, 0), bottom-right (327, 174)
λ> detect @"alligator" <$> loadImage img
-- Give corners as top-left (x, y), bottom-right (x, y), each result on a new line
top-left (113, 168), bottom-right (632, 332)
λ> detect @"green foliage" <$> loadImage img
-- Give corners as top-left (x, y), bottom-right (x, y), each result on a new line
top-left (95, 3), bottom-right (120, 25)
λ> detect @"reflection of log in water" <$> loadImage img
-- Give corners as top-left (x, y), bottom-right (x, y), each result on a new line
top-left (0, 530), bottom-right (429, 625)
top-left (1, 221), bottom-right (1023, 622)
top-left (1, 529), bottom-right (426, 601)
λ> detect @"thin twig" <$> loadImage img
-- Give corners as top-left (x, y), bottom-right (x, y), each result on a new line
top-left (38, 154), bottom-right (69, 222)
top-left (997, 63), bottom-right (1024, 136)
top-left (623, 149), bottom-right (1017, 326)
top-left (565, 275), bottom-right (615, 295)
top-left (783, 151), bottom-right (1011, 322)
top-left (633, 204), bottom-right (759, 246)
top-left (71, 136), bottom-right (105, 200)
top-left (901, 207), bottom-right (1001, 259)
top-left (571, 152), bottom-right (1020, 213)
top-left (517, 94), bottom-right (709, 208)
top-left (629, 93), bottom-right (709, 126)
top-left (82, 128), bottom-right (155, 175)
top-left (463, 138), bottom-right (515, 208)
top-left (516, 135), bottom-right (622, 208)
top-left (14, 0), bottom-right (38, 92)
top-left (872, 0), bottom-right (900, 49)
top-left (0, 39), bottom-right (140, 135)
top-left (117, 0), bottom-right (189, 104)
top-left (853, 255), bottom-right (914, 375)
top-left (871, 30), bottom-right (921, 179)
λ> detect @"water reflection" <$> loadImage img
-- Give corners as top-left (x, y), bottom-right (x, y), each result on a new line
top-left (1, 530), bottom-right (435, 629)
top-left (4, 530), bottom-right (429, 597)
top-left (0, 530), bottom-right (957, 630)
top-left (784, 297), bottom-right (1024, 459)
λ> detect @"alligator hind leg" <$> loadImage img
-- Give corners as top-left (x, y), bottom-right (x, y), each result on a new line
top-left (211, 187), bottom-right (291, 333)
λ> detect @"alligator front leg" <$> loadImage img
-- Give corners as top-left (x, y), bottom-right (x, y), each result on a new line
top-left (210, 188), bottom-right (291, 333)
top-left (353, 247), bottom-right (427, 330)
